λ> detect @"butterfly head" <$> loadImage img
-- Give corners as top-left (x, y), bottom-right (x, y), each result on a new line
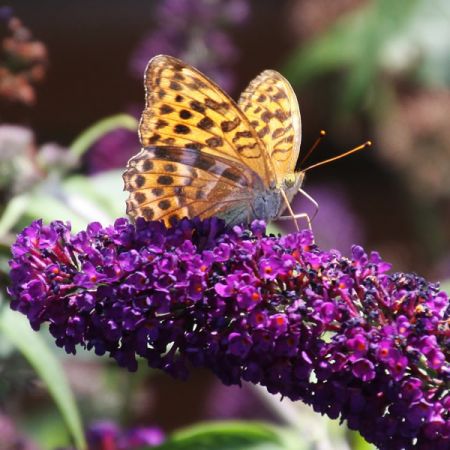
top-left (281, 171), bottom-right (305, 202)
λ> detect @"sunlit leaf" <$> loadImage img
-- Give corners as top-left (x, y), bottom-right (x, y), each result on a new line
top-left (150, 421), bottom-right (301, 450)
top-left (63, 172), bottom-right (125, 224)
top-left (23, 192), bottom-right (91, 232)
top-left (349, 430), bottom-right (377, 450)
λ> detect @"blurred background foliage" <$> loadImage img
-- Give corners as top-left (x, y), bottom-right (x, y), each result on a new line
top-left (0, 0), bottom-right (449, 449)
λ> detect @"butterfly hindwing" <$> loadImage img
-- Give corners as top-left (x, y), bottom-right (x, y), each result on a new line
top-left (123, 146), bottom-right (263, 226)
top-left (139, 55), bottom-right (275, 187)
top-left (238, 70), bottom-right (301, 179)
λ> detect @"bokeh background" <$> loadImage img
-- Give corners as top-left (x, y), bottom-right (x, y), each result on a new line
top-left (0, 1), bottom-right (449, 449)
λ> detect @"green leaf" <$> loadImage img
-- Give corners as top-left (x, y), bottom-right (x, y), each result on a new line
top-left (266, 223), bottom-right (283, 236)
top-left (0, 308), bottom-right (86, 450)
top-left (63, 170), bottom-right (127, 221)
top-left (22, 171), bottom-right (126, 232)
top-left (151, 421), bottom-right (298, 450)
top-left (0, 194), bottom-right (31, 237)
top-left (441, 280), bottom-right (450, 296)
top-left (24, 409), bottom-right (71, 450)
top-left (283, 6), bottom-right (370, 86)
top-left (23, 192), bottom-right (91, 232)
top-left (349, 430), bottom-right (377, 450)
top-left (284, 0), bottom-right (421, 109)
top-left (69, 114), bottom-right (138, 159)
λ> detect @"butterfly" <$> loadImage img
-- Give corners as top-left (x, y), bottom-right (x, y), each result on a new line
top-left (123, 55), bottom-right (332, 229)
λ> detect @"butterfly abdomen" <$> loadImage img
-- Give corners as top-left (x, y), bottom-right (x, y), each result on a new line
top-left (248, 189), bottom-right (283, 224)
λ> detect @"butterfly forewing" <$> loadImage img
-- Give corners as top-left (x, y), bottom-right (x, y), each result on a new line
top-left (238, 70), bottom-right (301, 179)
top-left (139, 55), bottom-right (275, 186)
top-left (123, 146), bottom-right (262, 226)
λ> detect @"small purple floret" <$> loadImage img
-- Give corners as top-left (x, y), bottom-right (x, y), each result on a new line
top-left (86, 421), bottom-right (164, 449)
top-left (8, 217), bottom-right (450, 450)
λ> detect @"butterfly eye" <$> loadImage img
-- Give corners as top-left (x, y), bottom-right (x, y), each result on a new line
top-left (283, 174), bottom-right (296, 188)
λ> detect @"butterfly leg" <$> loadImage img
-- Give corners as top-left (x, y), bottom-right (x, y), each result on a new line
top-left (276, 212), bottom-right (312, 231)
top-left (276, 188), bottom-right (319, 231)
top-left (280, 189), bottom-right (300, 231)
top-left (298, 188), bottom-right (319, 221)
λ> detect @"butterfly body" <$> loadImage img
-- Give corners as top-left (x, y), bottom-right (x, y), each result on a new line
top-left (219, 187), bottom-right (282, 226)
top-left (124, 55), bottom-right (304, 227)
top-left (235, 170), bottom-right (304, 225)
top-left (247, 171), bottom-right (305, 222)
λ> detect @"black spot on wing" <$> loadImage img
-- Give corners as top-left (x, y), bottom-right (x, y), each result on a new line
top-left (205, 137), bottom-right (223, 148)
top-left (222, 168), bottom-right (247, 186)
top-left (160, 105), bottom-right (174, 114)
top-left (158, 199), bottom-right (171, 210)
top-left (169, 81), bottom-right (182, 91)
top-left (179, 109), bottom-right (192, 119)
top-left (152, 187), bottom-right (164, 196)
top-left (164, 163), bottom-right (176, 172)
top-left (134, 192), bottom-right (146, 204)
top-left (135, 175), bottom-right (146, 188)
top-left (190, 100), bottom-right (205, 113)
top-left (149, 134), bottom-right (161, 144)
top-left (142, 207), bottom-right (154, 220)
top-left (157, 175), bottom-right (174, 185)
top-left (174, 124), bottom-right (190, 134)
top-left (142, 160), bottom-right (153, 171)
top-left (221, 117), bottom-right (240, 132)
top-left (198, 116), bottom-right (214, 130)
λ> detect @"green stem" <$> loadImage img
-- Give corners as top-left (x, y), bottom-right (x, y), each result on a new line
top-left (69, 114), bottom-right (138, 159)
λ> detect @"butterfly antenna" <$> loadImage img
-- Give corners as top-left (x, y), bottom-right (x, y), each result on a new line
top-left (303, 141), bottom-right (372, 173)
top-left (280, 189), bottom-right (299, 231)
top-left (300, 129), bottom-right (326, 166)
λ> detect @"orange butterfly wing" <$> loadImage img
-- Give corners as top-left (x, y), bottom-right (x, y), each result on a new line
top-left (139, 55), bottom-right (275, 186)
top-left (238, 70), bottom-right (301, 180)
top-left (123, 146), bottom-right (264, 226)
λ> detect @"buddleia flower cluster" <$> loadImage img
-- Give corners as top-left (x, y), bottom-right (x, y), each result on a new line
top-left (8, 217), bottom-right (450, 450)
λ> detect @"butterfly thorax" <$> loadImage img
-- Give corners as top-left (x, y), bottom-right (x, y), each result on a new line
top-left (218, 171), bottom-right (305, 225)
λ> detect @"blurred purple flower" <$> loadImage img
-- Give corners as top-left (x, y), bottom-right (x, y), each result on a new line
top-left (0, 413), bottom-right (40, 450)
top-left (129, 0), bottom-right (250, 92)
top-left (204, 381), bottom-right (274, 422)
top-left (282, 182), bottom-right (364, 252)
top-left (8, 217), bottom-right (450, 450)
top-left (86, 128), bottom-right (140, 174)
top-left (86, 421), bottom-right (164, 450)
top-left (0, 6), bottom-right (13, 22)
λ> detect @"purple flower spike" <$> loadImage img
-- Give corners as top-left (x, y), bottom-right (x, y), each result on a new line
top-left (8, 218), bottom-right (450, 450)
